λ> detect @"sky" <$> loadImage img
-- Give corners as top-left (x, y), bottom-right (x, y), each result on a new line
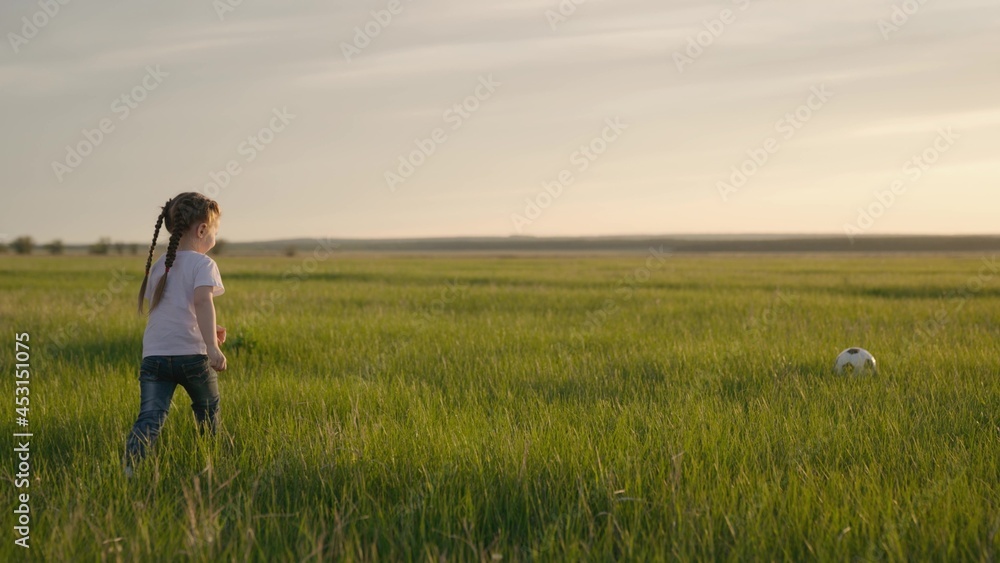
top-left (1, 0), bottom-right (998, 244)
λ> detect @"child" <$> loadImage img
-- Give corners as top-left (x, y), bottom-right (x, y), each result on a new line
top-left (124, 192), bottom-right (228, 475)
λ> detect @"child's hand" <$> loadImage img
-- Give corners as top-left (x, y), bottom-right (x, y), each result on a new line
top-left (208, 347), bottom-right (227, 372)
top-left (216, 325), bottom-right (227, 346)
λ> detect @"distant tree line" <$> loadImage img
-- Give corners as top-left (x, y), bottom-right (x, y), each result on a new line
top-left (1, 236), bottom-right (141, 255)
top-left (1, 236), bottom-right (227, 256)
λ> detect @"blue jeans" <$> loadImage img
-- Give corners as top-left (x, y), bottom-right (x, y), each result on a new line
top-left (124, 354), bottom-right (220, 465)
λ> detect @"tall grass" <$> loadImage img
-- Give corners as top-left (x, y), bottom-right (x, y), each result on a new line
top-left (0, 254), bottom-right (997, 561)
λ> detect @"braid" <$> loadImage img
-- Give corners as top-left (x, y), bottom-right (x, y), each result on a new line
top-left (150, 210), bottom-right (187, 312)
top-left (164, 230), bottom-right (182, 271)
top-left (137, 202), bottom-right (170, 314)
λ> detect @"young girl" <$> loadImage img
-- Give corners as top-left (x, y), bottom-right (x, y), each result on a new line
top-left (124, 192), bottom-right (228, 475)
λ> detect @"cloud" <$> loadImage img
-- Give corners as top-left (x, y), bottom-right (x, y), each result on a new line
top-left (1, 0), bottom-right (998, 241)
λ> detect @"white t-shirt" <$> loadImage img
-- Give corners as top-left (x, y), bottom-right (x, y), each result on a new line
top-left (142, 250), bottom-right (225, 358)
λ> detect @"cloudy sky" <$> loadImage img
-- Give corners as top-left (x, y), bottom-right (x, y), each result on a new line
top-left (2, 0), bottom-right (998, 243)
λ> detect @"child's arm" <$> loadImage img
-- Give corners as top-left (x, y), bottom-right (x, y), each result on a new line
top-left (194, 286), bottom-right (227, 371)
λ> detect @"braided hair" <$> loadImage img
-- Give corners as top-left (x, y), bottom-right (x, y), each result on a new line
top-left (137, 200), bottom-right (170, 314)
top-left (138, 192), bottom-right (221, 314)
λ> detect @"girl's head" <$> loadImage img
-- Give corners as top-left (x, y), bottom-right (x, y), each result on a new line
top-left (137, 192), bottom-right (222, 314)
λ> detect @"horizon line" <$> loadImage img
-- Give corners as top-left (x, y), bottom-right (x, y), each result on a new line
top-left (26, 232), bottom-right (1000, 247)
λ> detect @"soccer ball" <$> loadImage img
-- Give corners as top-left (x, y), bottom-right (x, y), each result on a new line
top-left (834, 348), bottom-right (876, 375)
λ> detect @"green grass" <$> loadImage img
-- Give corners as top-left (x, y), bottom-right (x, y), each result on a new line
top-left (1, 253), bottom-right (998, 561)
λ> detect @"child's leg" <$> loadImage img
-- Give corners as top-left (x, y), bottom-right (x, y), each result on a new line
top-left (178, 355), bottom-right (220, 436)
top-left (124, 357), bottom-right (178, 465)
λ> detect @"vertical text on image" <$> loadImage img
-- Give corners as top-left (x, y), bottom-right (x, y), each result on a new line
top-left (13, 332), bottom-right (33, 549)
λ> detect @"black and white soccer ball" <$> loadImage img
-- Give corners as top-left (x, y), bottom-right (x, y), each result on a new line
top-left (834, 348), bottom-right (876, 375)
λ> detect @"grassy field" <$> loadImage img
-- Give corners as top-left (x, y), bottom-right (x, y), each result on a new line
top-left (1, 253), bottom-right (998, 561)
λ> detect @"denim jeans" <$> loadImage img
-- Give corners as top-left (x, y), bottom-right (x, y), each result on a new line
top-left (124, 354), bottom-right (220, 465)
